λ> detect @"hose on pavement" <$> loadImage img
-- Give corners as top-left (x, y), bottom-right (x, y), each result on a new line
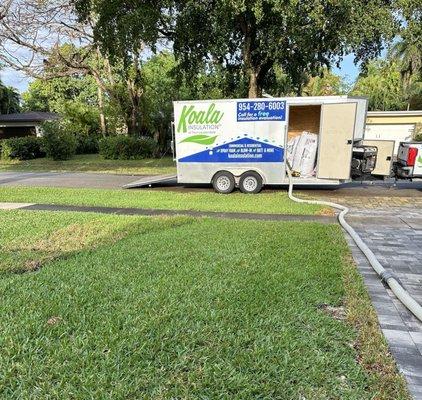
top-left (286, 165), bottom-right (422, 322)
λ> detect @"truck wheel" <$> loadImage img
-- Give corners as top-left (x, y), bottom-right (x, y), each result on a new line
top-left (212, 171), bottom-right (235, 194)
top-left (239, 171), bottom-right (263, 194)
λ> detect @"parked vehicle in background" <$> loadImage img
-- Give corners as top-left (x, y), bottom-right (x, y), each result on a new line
top-left (395, 142), bottom-right (422, 179)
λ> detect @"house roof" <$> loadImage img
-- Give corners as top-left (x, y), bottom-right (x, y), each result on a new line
top-left (0, 112), bottom-right (60, 123)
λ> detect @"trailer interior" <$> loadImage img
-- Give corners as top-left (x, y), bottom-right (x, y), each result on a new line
top-left (287, 104), bottom-right (321, 181)
top-left (287, 102), bottom-right (364, 183)
top-left (287, 105), bottom-right (321, 140)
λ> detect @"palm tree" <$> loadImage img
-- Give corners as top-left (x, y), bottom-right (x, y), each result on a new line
top-left (389, 38), bottom-right (422, 110)
top-left (0, 81), bottom-right (20, 114)
top-left (351, 60), bottom-right (406, 111)
top-left (390, 38), bottom-right (421, 80)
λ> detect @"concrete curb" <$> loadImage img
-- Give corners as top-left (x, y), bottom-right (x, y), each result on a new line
top-left (0, 202), bottom-right (35, 210)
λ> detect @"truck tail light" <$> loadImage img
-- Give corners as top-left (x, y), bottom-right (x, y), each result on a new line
top-left (407, 147), bottom-right (418, 166)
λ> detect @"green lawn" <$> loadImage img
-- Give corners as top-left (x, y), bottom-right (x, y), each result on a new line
top-left (0, 210), bottom-right (409, 399)
top-left (0, 186), bottom-right (328, 215)
top-left (0, 154), bottom-right (176, 175)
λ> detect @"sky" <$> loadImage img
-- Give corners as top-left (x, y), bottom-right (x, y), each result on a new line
top-left (0, 54), bottom-right (361, 94)
top-left (333, 54), bottom-right (361, 85)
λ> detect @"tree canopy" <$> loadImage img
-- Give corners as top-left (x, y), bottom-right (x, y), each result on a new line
top-left (1, 0), bottom-right (420, 154)
top-left (74, 0), bottom-right (398, 98)
top-left (23, 74), bottom-right (104, 135)
top-left (301, 68), bottom-right (350, 97)
top-left (351, 60), bottom-right (407, 111)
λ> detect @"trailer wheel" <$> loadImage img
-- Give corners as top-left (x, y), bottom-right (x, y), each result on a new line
top-left (239, 171), bottom-right (263, 194)
top-left (212, 171), bottom-right (235, 194)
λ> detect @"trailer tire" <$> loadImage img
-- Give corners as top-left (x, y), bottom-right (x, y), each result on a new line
top-left (212, 171), bottom-right (235, 194)
top-left (239, 171), bottom-right (263, 194)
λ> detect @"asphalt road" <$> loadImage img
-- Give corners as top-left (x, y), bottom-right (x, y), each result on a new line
top-left (0, 172), bottom-right (141, 190)
top-left (0, 171), bottom-right (421, 198)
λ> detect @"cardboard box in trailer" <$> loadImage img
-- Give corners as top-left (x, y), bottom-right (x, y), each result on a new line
top-left (172, 96), bottom-right (394, 193)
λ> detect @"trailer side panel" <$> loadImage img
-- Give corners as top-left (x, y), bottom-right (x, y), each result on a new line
top-left (174, 99), bottom-right (287, 184)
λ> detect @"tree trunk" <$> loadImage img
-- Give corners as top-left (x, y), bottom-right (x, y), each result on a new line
top-left (156, 125), bottom-right (168, 155)
top-left (125, 54), bottom-right (143, 135)
top-left (125, 78), bottom-right (141, 135)
top-left (97, 85), bottom-right (107, 137)
top-left (248, 68), bottom-right (262, 98)
top-left (240, 18), bottom-right (262, 98)
top-left (129, 105), bottom-right (138, 135)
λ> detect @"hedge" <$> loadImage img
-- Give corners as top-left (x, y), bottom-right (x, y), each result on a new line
top-left (0, 136), bottom-right (45, 161)
top-left (42, 131), bottom-right (77, 160)
top-left (99, 136), bottom-right (157, 160)
top-left (75, 134), bottom-right (99, 154)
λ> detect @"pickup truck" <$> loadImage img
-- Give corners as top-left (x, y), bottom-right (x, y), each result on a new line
top-left (395, 142), bottom-right (422, 179)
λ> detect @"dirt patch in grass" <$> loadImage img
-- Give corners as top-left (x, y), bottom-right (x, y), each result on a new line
top-left (46, 316), bottom-right (62, 326)
top-left (2, 219), bottom-right (135, 274)
top-left (23, 220), bottom-right (130, 253)
top-left (317, 207), bottom-right (336, 216)
top-left (343, 254), bottom-right (410, 400)
top-left (24, 260), bottom-right (43, 272)
top-left (318, 303), bottom-right (347, 320)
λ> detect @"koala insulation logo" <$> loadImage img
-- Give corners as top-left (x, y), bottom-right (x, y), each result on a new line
top-left (177, 103), bottom-right (224, 145)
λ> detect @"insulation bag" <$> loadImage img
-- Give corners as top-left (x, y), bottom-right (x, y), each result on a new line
top-left (299, 133), bottom-right (318, 177)
top-left (292, 132), bottom-right (308, 172)
top-left (286, 135), bottom-right (299, 167)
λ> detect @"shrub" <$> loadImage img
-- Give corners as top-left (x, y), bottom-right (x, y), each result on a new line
top-left (99, 136), bottom-right (157, 160)
top-left (414, 123), bottom-right (422, 142)
top-left (0, 136), bottom-right (45, 160)
top-left (42, 131), bottom-right (77, 160)
top-left (75, 134), bottom-right (99, 154)
top-left (138, 136), bottom-right (157, 158)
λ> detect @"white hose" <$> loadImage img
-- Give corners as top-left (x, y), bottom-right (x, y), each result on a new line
top-left (286, 165), bottom-right (422, 322)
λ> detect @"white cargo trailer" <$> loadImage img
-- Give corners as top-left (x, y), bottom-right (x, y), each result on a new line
top-left (172, 96), bottom-right (382, 193)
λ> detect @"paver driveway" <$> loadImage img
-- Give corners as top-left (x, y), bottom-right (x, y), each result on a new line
top-left (320, 195), bottom-right (422, 399)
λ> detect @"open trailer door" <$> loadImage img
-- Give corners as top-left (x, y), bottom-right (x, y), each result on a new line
top-left (362, 140), bottom-right (394, 176)
top-left (317, 102), bottom-right (357, 180)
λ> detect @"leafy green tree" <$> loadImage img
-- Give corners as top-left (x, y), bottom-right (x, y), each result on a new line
top-left (0, 1), bottom-right (147, 136)
top-left (140, 52), bottom-right (177, 150)
top-left (141, 52), bottom-right (237, 152)
top-left (0, 80), bottom-right (20, 114)
top-left (75, 0), bottom-right (398, 98)
top-left (302, 68), bottom-right (349, 96)
top-left (351, 60), bottom-right (406, 111)
top-left (23, 75), bottom-right (102, 135)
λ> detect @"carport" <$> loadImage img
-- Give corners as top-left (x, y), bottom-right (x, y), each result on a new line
top-left (0, 111), bottom-right (59, 139)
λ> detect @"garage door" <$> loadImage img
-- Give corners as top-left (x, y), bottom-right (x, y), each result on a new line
top-left (365, 124), bottom-right (415, 155)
